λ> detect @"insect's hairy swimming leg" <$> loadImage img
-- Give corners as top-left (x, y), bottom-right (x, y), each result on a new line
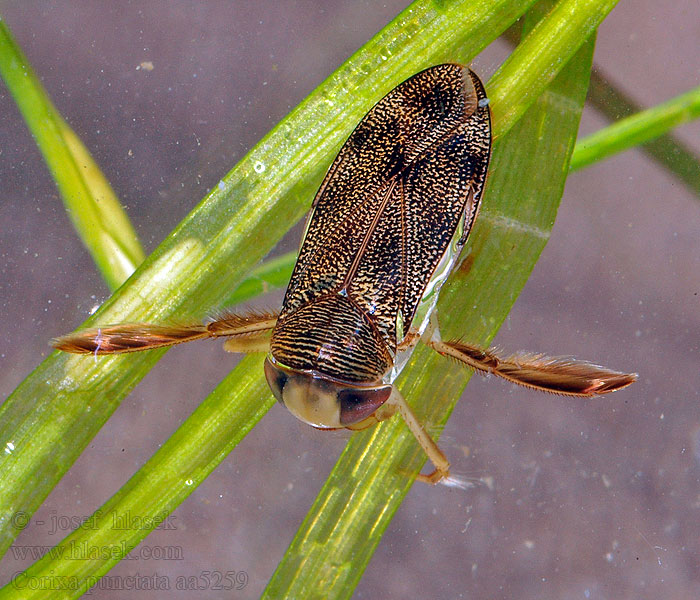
top-left (52, 311), bottom-right (279, 355)
top-left (426, 338), bottom-right (637, 397)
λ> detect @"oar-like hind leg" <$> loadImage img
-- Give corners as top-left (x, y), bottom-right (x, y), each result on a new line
top-left (52, 311), bottom-right (279, 355)
top-left (426, 338), bottom-right (637, 397)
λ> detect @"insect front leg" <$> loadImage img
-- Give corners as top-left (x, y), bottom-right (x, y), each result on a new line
top-left (216, 311), bottom-right (278, 354)
top-left (344, 399), bottom-right (398, 432)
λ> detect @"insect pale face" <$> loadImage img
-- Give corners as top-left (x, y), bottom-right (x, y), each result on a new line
top-left (264, 357), bottom-right (392, 429)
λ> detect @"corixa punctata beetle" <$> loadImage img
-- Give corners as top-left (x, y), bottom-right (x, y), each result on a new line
top-left (54, 65), bottom-right (636, 485)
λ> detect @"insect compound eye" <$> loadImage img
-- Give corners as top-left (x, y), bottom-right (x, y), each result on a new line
top-left (264, 357), bottom-right (288, 406)
top-left (337, 385), bottom-right (392, 426)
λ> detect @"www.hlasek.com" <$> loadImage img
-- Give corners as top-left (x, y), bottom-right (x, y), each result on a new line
top-left (11, 540), bottom-right (183, 562)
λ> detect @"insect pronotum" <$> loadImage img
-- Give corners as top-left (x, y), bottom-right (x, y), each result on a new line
top-left (53, 65), bottom-right (637, 485)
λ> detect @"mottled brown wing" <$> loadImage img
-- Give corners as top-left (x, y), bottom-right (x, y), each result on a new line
top-left (280, 64), bottom-right (491, 354)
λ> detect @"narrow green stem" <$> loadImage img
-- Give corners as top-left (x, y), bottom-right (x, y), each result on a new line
top-left (585, 69), bottom-right (700, 198)
top-left (501, 24), bottom-right (700, 200)
top-left (571, 83), bottom-right (700, 171)
top-left (0, 17), bottom-right (145, 290)
top-left (4, 356), bottom-right (273, 598)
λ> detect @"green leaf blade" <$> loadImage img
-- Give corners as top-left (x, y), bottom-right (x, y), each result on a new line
top-left (0, 18), bottom-right (145, 290)
top-left (488, 0), bottom-right (618, 137)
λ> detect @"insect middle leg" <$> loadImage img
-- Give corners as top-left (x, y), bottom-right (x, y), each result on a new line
top-left (344, 387), bottom-right (450, 484)
top-left (384, 388), bottom-right (451, 485)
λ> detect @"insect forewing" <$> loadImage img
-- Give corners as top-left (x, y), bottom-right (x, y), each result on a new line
top-left (273, 65), bottom-right (491, 384)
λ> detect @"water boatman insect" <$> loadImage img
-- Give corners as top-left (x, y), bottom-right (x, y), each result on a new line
top-left (53, 65), bottom-right (637, 485)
